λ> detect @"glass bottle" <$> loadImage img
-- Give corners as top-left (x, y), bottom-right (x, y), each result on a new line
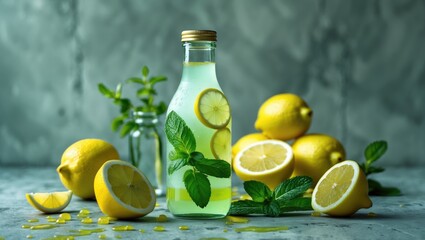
top-left (166, 30), bottom-right (232, 218)
top-left (129, 110), bottom-right (164, 196)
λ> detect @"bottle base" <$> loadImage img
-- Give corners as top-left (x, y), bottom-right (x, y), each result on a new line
top-left (172, 213), bottom-right (226, 220)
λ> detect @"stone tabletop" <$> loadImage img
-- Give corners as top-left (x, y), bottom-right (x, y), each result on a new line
top-left (0, 166), bottom-right (424, 240)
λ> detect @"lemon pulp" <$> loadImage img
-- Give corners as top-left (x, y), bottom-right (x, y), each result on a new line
top-left (108, 164), bottom-right (153, 209)
top-left (26, 191), bottom-right (72, 213)
top-left (195, 88), bottom-right (231, 129)
top-left (315, 164), bottom-right (354, 207)
top-left (211, 128), bottom-right (231, 160)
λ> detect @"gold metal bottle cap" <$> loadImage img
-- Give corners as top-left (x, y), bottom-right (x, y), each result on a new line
top-left (181, 30), bottom-right (217, 42)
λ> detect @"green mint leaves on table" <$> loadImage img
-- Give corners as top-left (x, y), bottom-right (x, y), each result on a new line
top-left (359, 140), bottom-right (401, 196)
top-left (229, 176), bottom-right (313, 217)
top-left (98, 65), bottom-right (167, 137)
top-left (165, 111), bottom-right (231, 208)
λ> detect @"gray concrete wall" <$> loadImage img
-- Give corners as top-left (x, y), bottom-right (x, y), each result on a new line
top-left (0, 0), bottom-right (424, 166)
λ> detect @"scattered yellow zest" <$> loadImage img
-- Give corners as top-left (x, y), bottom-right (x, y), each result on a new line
top-left (179, 225), bottom-right (189, 231)
top-left (156, 214), bottom-right (168, 222)
top-left (81, 217), bottom-right (93, 224)
top-left (112, 225), bottom-right (135, 231)
top-left (153, 226), bottom-right (165, 232)
top-left (226, 216), bottom-right (249, 224)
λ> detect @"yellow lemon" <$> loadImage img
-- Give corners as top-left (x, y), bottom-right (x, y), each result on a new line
top-left (312, 160), bottom-right (372, 217)
top-left (57, 139), bottom-right (120, 199)
top-left (255, 93), bottom-right (312, 140)
top-left (26, 191), bottom-right (72, 213)
top-left (291, 134), bottom-right (345, 186)
top-left (194, 88), bottom-right (231, 129)
top-left (233, 140), bottom-right (294, 189)
top-left (94, 160), bottom-right (156, 219)
top-left (232, 133), bottom-right (269, 159)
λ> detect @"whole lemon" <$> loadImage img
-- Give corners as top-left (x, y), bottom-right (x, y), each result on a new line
top-left (57, 139), bottom-right (120, 199)
top-left (232, 133), bottom-right (269, 159)
top-left (255, 93), bottom-right (312, 141)
top-left (291, 134), bottom-right (345, 186)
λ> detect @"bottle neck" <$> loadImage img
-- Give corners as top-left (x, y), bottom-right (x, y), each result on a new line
top-left (183, 41), bottom-right (216, 63)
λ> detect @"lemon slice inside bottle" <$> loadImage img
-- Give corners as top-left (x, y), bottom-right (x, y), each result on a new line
top-left (26, 191), bottom-right (72, 213)
top-left (211, 128), bottom-right (231, 161)
top-left (194, 88), bottom-right (231, 129)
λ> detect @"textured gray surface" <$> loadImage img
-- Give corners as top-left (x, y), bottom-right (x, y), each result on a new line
top-left (0, 166), bottom-right (424, 239)
top-left (0, 0), bottom-right (424, 166)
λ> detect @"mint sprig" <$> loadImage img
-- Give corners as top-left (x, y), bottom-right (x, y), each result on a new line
top-left (229, 176), bottom-right (313, 217)
top-left (98, 65), bottom-right (167, 137)
top-left (165, 111), bottom-right (231, 208)
top-left (359, 140), bottom-right (401, 196)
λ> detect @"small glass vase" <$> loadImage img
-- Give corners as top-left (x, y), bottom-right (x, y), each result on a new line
top-left (128, 111), bottom-right (165, 196)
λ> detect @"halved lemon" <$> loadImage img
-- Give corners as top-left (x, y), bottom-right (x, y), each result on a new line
top-left (26, 191), bottom-right (72, 213)
top-left (194, 88), bottom-right (231, 129)
top-left (233, 140), bottom-right (294, 189)
top-left (312, 160), bottom-right (372, 217)
top-left (94, 160), bottom-right (156, 219)
top-left (211, 128), bottom-right (231, 161)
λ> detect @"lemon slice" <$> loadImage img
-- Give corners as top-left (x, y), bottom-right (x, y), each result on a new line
top-left (233, 140), bottom-right (294, 189)
top-left (312, 160), bottom-right (372, 217)
top-left (94, 160), bottom-right (156, 219)
top-left (194, 88), bottom-right (231, 129)
top-left (26, 191), bottom-right (72, 213)
top-left (211, 128), bottom-right (231, 161)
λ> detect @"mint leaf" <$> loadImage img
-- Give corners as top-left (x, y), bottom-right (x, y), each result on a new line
top-left (364, 141), bottom-right (387, 164)
top-left (168, 158), bottom-right (187, 175)
top-left (263, 200), bottom-right (280, 217)
top-left (165, 111), bottom-right (196, 154)
top-left (150, 76), bottom-right (167, 85)
top-left (244, 181), bottom-right (272, 203)
top-left (120, 121), bottom-right (137, 137)
top-left (142, 66), bottom-right (149, 78)
top-left (98, 83), bottom-right (115, 98)
top-left (115, 83), bottom-right (123, 98)
top-left (194, 158), bottom-right (231, 178)
top-left (229, 200), bottom-right (264, 216)
top-left (111, 115), bottom-right (125, 131)
top-left (274, 176), bottom-right (312, 202)
top-left (169, 150), bottom-right (189, 161)
top-left (368, 179), bottom-right (401, 196)
top-left (126, 77), bottom-right (144, 84)
top-left (183, 169), bottom-right (211, 208)
top-left (279, 197), bottom-right (313, 212)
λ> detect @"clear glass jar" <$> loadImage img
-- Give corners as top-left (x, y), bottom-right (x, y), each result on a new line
top-left (129, 111), bottom-right (165, 196)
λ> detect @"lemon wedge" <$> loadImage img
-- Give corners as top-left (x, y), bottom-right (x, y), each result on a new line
top-left (233, 140), bottom-right (294, 189)
top-left (211, 128), bottom-right (231, 161)
top-left (194, 88), bottom-right (231, 129)
top-left (312, 160), bottom-right (372, 217)
top-left (94, 160), bottom-right (156, 219)
top-left (26, 191), bottom-right (72, 213)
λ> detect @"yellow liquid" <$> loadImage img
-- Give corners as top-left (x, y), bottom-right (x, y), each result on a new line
top-left (166, 62), bottom-right (232, 218)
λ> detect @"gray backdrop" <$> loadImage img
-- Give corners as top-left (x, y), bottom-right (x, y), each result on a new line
top-left (1, 0), bottom-right (424, 166)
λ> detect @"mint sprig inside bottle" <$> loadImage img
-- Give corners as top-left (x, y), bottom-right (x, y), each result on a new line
top-left (165, 30), bottom-right (232, 219)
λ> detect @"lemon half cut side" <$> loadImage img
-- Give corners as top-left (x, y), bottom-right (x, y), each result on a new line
top-left (194, 88), bottom-right (231, 129)
top-left (233, 140), bottom-right (294, 190)
top-left (312, 160), bottom-right (372, 217)
top-left (94, 160), bottom-right (156, 219)
top-left (26, 191), bottom-right (72, 213)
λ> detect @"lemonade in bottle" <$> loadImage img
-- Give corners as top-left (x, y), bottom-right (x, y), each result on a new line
top-left (165, 30), bottom-right (232, 218)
